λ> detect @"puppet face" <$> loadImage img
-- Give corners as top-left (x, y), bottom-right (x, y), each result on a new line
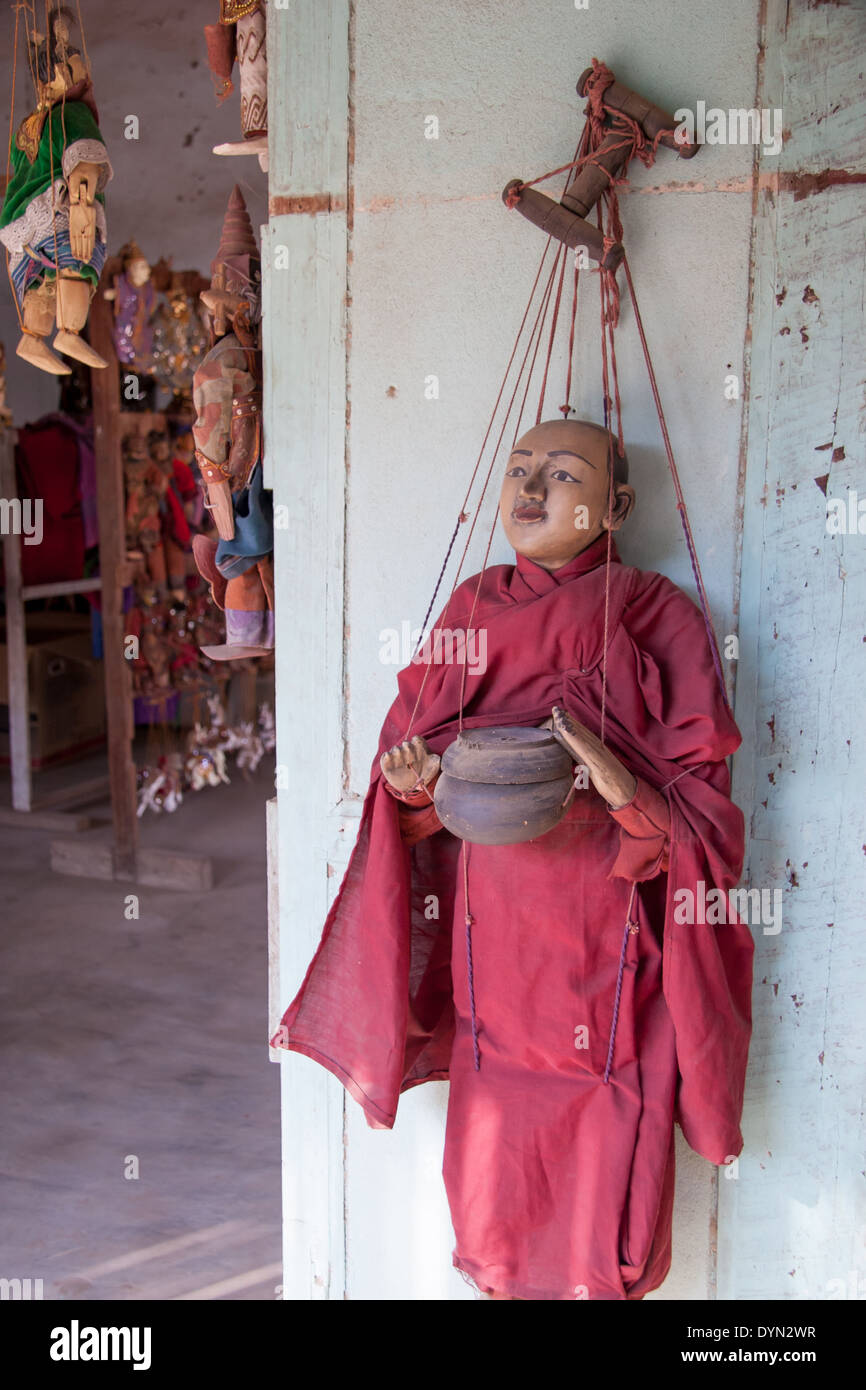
top-left (499, 418), bottom-right (635, 571)
top-left (148, 431), bottom-right (171, 467)
top-left (127, 257), bottom-right (151, 288)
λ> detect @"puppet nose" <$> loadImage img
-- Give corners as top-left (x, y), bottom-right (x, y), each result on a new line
top-left (521, 473), bottom-right (547, 500)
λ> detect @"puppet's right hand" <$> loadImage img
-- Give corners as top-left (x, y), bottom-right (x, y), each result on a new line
top-left (380, 736), bottom-right (441, 793)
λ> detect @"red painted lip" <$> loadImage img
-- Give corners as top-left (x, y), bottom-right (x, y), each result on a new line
top-left (512, 505), bottom-right (546, 522)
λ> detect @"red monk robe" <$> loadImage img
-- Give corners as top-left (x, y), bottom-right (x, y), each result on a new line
top-left (273, 531), bottom-right (754, 1300)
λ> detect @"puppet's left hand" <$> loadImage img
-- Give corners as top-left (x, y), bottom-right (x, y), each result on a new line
top-left (549, 705), bottom-right (637, 810)
top-left (67, 161), bottom-right (100, 263)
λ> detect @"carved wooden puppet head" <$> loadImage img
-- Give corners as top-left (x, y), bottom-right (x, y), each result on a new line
top-left (199, 185), bottom-right (260, 343)
top-left (499, 418), bottom-right (635, 571)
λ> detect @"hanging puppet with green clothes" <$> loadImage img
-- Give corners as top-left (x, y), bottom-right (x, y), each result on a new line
top-left (0, 3), bottom-right (112, 377)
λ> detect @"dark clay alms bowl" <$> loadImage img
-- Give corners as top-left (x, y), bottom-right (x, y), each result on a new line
top-left (433, 726), bottom-right (574, 846)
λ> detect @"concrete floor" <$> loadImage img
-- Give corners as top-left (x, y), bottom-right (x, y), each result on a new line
top-left (0, 755), bottom-right (281, 1301)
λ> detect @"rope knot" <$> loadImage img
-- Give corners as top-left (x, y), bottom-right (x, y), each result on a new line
top-left (583, 57), bottom-right (616, 128)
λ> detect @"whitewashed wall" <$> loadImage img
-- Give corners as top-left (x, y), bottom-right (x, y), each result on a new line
top-left (269, 0), bottom-right (765, 1300)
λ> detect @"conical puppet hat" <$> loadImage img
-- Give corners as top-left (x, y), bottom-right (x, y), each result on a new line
top-left (210, 185), bottom-right (259, 294)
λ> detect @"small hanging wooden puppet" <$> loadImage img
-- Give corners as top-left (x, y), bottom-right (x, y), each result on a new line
top-left (0, 3), bottom-right (112, 375)
top-left (148, 425), bottom-right (194, 602)
top-left (105, 240), bottom-right (157, 370)
top-left (123, 432), bottom-right (164, 591)
top-left (191, 185), bottom-right (273, 660)
top-left (204, 1), bottom-right (268, 168)
top-left (149, 274), bottom-right (210, 402)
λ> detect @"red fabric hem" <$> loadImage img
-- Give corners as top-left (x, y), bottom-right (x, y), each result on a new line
top-left (273, 1037), bottom-right (395, 1130)
top-left (273, 1036), bottom-right (450, 1130)
top-left (399, 1068), bottom-right (450, 1093)
top-left (452, 1253), bottom-right (664, 1302)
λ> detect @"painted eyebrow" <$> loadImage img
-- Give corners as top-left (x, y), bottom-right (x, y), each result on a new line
top-left (507, 449), bottom-right (597, 469)
top-left (547, 450), bottom-right (596, 468)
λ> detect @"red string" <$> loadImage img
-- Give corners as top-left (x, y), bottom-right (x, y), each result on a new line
top-left (536, 242), bottom-right (569, 424)
top-left (598, 238), bottom-right (617, 746)
top-left (561, 254), bottom-right (580, 416)
top-left (513, 246), bottom-right (560, 443)
top-left (410, 237), bottom-right (556, 660)
top-left (404, 239), bottom-right (562, 739)
top-left (621, 252), bottom-right (731, 711)
top-left (409, 54), bottom-right (729, 748)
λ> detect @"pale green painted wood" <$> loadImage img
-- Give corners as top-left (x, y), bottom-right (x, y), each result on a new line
top-left (265, 0), bottom-right (351, 1301)
top-left (725, 0), bottom-right (866, 1300)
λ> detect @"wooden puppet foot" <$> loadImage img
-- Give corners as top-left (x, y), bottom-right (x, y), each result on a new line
top-left (212, 135), bottom-right (268, 157)
top-left (53, 330), bottom-right (108, 370)
top-left (16, 332), bottom-right (71, 375)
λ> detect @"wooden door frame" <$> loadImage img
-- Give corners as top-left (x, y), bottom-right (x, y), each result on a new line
top-left (265, 0), bottom-right (353, 1300)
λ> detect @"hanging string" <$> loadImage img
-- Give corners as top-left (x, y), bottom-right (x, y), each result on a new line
top-left (74, 0), bottom-right (91, 80)
top-left (408, 118), bottom-right (586, 682)
top-left (508, 243), bottom-right (562, 451)
top-left (621, 252), bottom-right (731, 712)
top-left (410, 235), bottom-right (555, 660)
top-left (4, 3), bottom-right (28, 334)
top-left (451, 242), bottom-right (569, 736)
top-left (598, 263), bottom-right (616, 747)
top-left (57, 0), bottom-right (70, 162)
top-left (561, 253), bottom-right (580, 416)
top-left (22, 2), bottom-right (39, 92)
top-left (462, 845), bottom-right (481, 1071)
top-left (405, 237), bottom-right (574, 1075)
top-left (45, 0), bottom-right (61, 317)
top-left (535, 241), bottom-right (569, 423)
top-left (404, 239), bottom-right (563, 739)
top-left (447, 252), bottom-right (560, 735)
top-left (603, 882), bottom-right (638, 1085)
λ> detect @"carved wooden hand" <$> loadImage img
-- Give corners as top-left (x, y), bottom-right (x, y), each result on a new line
top-left (550, 704), bottom-right (637, 810)
top-left (380, 735), bottom-right (441, 793)
top-left (67, 161), bottom-right (101, 262)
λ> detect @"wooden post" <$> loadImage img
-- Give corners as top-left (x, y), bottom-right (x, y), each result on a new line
top-left (723, 0), bottom-right (866, 1299)
top-left (266, 0), bottom-right (351, 1301)
top-left (0, 424), bottom-right (31, 811)
top-left (89, 278), bottom-right (139, 877)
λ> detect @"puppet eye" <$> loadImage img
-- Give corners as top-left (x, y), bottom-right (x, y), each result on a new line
top-left (551, 469), bottom-right (578, 483)
top-left (506, 465), bottom-right (527, 477)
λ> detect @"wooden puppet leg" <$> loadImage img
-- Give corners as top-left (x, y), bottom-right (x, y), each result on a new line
top-left (16, 281), bottom-right (71, 375)
top-left (54, 272), bottom-right (109, 369)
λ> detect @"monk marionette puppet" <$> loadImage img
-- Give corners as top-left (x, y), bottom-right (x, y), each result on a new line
top-left (273, 416), bottom-right (754, 1302)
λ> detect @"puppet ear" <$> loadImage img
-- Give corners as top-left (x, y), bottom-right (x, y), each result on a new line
top-left (603, 483), bottom-right (636, 532)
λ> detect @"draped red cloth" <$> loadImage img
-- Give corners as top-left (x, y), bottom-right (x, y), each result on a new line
top-left (273, 534), bottom-right (753, 1296)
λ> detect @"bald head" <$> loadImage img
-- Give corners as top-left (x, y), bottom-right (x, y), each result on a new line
top-left (499, 416), bottom-right (635, 571)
